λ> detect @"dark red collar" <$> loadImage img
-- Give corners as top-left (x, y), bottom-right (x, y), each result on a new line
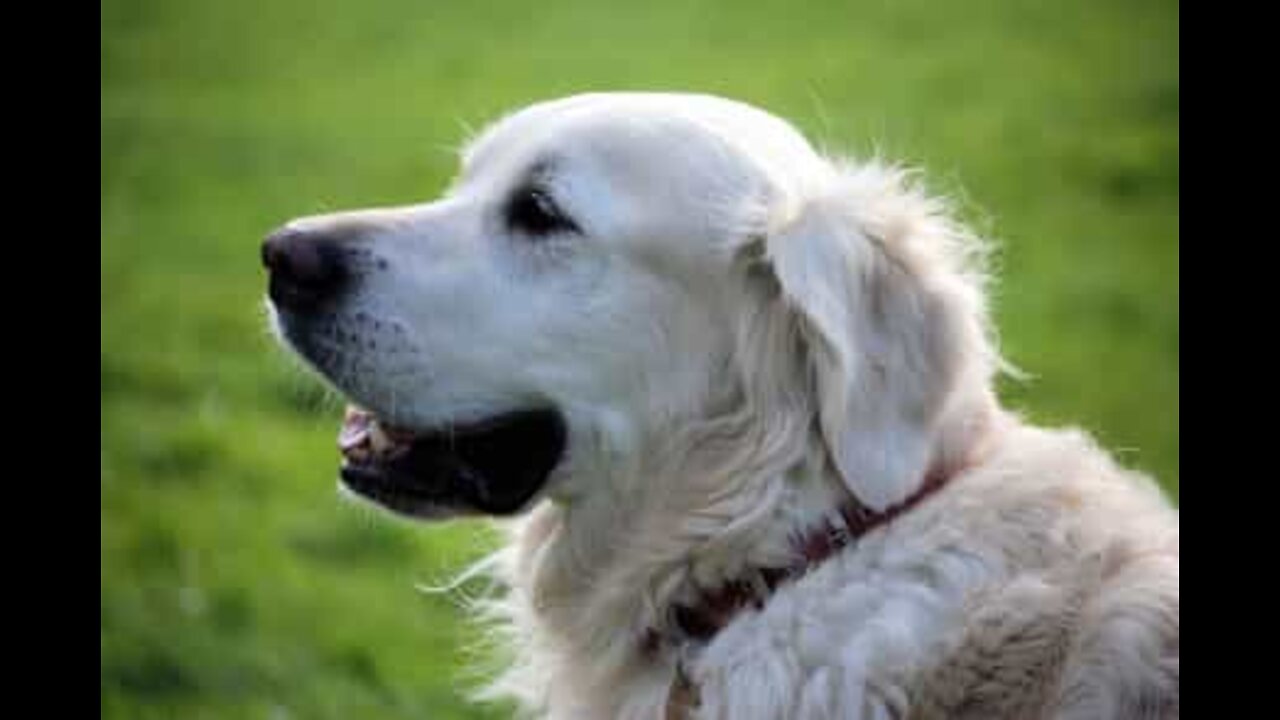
top-left (643, 467), bottom-right (957, 653)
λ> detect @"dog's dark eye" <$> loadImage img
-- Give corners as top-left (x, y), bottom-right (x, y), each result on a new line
top-left (506, 187), bottom-right (579, 236)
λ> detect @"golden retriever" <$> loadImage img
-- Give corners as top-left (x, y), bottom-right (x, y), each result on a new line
top-left (264, 93), bottom-right (1178, 719)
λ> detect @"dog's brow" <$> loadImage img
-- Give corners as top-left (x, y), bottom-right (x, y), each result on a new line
top-left (521, 156), bottom-right (561, 186)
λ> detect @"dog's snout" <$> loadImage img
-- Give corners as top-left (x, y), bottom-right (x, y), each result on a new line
top-left (262, 226), bottom-right (349, 313)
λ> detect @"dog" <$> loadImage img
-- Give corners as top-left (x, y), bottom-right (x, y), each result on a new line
top-left (263, 92), bottom-right (1178, 719)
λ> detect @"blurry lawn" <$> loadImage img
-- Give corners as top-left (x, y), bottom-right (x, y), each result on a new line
top-left (101, 0), bottom-right (1177, 717)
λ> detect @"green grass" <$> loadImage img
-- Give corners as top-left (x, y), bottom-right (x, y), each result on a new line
top-left (102, 0), bottom-right (1178, 717)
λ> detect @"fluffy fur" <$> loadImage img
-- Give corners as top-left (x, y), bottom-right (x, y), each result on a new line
top-left (270, 93), bottom-right (1178, 719)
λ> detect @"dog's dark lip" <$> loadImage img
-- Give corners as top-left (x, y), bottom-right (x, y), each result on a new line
top-left (338, 407), bottom-right (567, 518)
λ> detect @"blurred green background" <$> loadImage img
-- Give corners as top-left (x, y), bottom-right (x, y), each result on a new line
top-left (101, 0), bottom-right (1178, 717)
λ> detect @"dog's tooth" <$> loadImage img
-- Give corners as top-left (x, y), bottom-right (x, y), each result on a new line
top-left (343, 404), bottom-right (372, 424)
top-left (338, 425), bottom-right (369, 451)
top-left (339, 406), bottom-right (373, 451)
top-left (369, 422), bottom-right (395, 454)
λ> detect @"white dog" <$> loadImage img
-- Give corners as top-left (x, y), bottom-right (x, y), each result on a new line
top-left (264, 93), bottom-right (1178, 719)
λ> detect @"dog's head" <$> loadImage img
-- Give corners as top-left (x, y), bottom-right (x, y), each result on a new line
top-left (264, 92), bottom-right (998, 521)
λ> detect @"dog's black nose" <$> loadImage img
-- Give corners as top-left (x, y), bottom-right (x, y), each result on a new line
top-left (262, 226), bottom-right (349, 313)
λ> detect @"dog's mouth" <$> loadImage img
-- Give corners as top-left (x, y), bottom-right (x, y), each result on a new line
top-left (337, 405), bottom-right (567, 519)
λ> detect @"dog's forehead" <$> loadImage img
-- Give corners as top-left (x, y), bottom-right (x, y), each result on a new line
top-left (460, 93), bottom-right (823, 189)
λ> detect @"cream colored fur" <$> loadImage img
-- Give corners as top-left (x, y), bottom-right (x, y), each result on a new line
top-left (275, 93), bottom-right (1179, 719)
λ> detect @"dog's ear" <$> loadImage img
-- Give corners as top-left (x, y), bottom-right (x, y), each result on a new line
top-left (762, 164), bottom-right (991, 511)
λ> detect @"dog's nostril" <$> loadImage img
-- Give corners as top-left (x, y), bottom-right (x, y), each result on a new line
top-left (262, 226), bottom-right (349, 313)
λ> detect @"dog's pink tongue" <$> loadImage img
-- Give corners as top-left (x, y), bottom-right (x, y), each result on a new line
top-left (338, 405), bottom-right (419, 462)
top-left (339, 406), bottom-right (374, 457)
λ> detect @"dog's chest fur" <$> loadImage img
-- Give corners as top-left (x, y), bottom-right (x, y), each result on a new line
top-left (495, 425), bottom-right (1178, 720)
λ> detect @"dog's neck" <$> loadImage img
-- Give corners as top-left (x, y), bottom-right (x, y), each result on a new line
top-left (640, 458), bottom-right (962, 655)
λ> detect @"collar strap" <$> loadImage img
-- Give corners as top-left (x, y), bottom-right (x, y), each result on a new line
top-left (643, 466), bottom-right (957, 653)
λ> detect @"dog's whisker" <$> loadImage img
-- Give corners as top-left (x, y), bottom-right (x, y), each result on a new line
top-left (416, 552), bottom-right (505, 597)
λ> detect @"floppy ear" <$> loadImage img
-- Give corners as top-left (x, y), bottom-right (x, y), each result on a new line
top-left (763, 164), bottom-right (985, 511)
